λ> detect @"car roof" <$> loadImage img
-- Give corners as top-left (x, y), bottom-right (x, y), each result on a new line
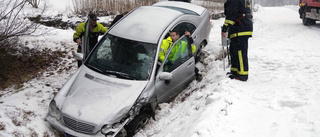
top-left (153, 1), bottom-right (206, 16)
top-left (109, 6), bottom-right (183, 44)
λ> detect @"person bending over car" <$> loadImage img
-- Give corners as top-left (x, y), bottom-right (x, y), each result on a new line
top-left (109, 11), bottom-right (129, 28)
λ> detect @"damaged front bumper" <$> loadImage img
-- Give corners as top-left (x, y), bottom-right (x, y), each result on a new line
top-left (47, 115), bottom-right (128, 137)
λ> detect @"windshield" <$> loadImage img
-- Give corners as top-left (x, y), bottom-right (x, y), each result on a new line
top-left (86, 34), bottom-right (157, 80)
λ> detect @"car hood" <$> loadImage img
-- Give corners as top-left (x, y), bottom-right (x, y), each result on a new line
top-left (59, 66), bottom-right (148, 125)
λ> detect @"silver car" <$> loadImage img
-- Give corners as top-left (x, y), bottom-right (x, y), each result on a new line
top-left (47, 1), bottom-right (211, 137)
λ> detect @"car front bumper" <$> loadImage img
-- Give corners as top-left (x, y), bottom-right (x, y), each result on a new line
top-left (47, 115), bottom-right (105, 137)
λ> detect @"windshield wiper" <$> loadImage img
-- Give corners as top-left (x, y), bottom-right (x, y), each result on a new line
top-left (86, 64), bottom-right (104, 73)
top-left (105, 70), bottom-right (136, 80)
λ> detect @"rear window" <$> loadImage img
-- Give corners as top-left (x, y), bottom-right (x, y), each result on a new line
top-left (158, 6), bottom-right (199, 16)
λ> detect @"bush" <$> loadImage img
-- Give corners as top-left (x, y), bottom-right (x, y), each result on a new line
top-left (0, 0), bottom-right (47, 43)
top-left (26, 0), bottom-right (41, 8)
top-left (0, 40), bottom-right (63, 90)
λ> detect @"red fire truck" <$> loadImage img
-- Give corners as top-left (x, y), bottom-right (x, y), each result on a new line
top-left (299, 0), bottom-right (320, 25)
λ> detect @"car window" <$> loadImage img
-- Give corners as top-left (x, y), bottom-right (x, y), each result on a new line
top-left (172, 22), bottom-right (196, 36)
top-left (185, 23), bottom-right (196, 34)
top-left (163, 36), bottom-right (191, 72)
top-left (158, 6), bottom-right (199, 16)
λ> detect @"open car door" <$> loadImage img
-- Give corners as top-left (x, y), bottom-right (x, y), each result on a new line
top-left (155, 35), bottom-right (195, 103)
top-left (81, 17), bottom-right (91, 62)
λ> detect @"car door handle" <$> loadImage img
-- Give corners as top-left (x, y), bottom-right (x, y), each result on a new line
top-left (193, 35), bottom-right (197, 40)
top-left (187, 62), bottom-right (193, 67)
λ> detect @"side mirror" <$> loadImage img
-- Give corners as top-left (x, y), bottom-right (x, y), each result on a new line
top-left (159, 72), bottom-right (172, 81)
top-left (159, 72), bottom-right (172, 85)
top-left (74, 52), bottom-right (83, 61)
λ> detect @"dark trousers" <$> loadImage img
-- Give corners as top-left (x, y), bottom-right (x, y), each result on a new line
top-left (229, 36), bottom-right (249, 79)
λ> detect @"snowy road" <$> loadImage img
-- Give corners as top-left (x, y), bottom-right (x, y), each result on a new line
top-left (0, 5), bottom-right (320, 137)
top-left (136, 6), bottom-right (320, 137)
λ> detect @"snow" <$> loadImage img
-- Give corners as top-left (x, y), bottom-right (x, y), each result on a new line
top-left (1, 1), bottom-right (320, 137)
top-left (46, 0), bottom-right (73, 15)
top-left (110, 6), bottom-right (183, 43)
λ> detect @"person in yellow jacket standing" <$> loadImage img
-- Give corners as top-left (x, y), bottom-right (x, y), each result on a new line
top-left (73, 13), bottom-right (108, 67)
top-left (222, 0), bottom-right (253, 81)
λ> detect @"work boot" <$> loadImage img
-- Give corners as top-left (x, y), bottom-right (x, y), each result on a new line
top-left (229, 74), bottom-right (236, 79)
top-left (226, 71), bottom-right (236, 75)
top-left (235, 75), bottom-right (248, 81)
top-left (229, 74), bottom-right (247, 81)
top-left (235, 77), bottom-right (247, 81)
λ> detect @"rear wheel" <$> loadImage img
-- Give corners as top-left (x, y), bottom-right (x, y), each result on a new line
top-left (125, 113), bottom-right (150, 137)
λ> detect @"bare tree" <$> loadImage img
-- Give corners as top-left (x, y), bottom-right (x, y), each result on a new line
top-left (26, 0), bottom-right (41, 8)
top-left (0, 0), bottom-right (47, 43)
top-left (72, 0), bottom-right (160, 15)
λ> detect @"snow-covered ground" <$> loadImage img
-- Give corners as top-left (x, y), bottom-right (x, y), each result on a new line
top-left (1, 1), bottom-right (320, 137)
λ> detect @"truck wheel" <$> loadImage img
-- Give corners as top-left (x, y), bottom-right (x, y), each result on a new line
top-left (310, 19), bottom-right (316, 25)
top-left (302, 12), bottom-right (309, 25)
top-left (125, 113), bottom-right (150, 137)
top-left (302, 12), bottom-right (316, 25)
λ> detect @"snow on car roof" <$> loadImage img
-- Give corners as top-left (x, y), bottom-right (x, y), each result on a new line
top-left (153, 1), bottom-right (206, 16)
top-left (109, 6), bottom-right (183, 44)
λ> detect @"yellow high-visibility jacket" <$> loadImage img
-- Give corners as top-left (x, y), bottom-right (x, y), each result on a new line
top-left (159, 36), bottom-right (196, 62)
top-left (73, 22), bottom-right (108, 49)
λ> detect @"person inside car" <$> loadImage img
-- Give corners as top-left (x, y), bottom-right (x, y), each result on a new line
top-left (158, 30), bottom-right (195, 63)
top-left (158, 30), bottom-right (202, 81)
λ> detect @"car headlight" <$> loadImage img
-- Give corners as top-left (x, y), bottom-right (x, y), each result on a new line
top-left (49, 100), bottom-right (61, 120)
top-left (101, 123), bottom-right (122, 135)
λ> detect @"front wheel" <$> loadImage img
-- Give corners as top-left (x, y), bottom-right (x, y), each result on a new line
top-left (195, 42), bottom-right (206, 63)
top-left (302, 12), bottom-right (316, 25)
top-left (124, 113), bottom-right (150, 137)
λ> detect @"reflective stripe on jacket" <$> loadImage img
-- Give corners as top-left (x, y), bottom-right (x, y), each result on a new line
top-left (222, 0), bottom-right (253, 39)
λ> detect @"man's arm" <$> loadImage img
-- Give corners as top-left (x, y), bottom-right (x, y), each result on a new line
top-left (184, 31), bottom-right (194, 44)
top-left (184, 31), bottom-right (196, 53)
top-left (222, 0), bottom-right (239, 37)
top-left (73, 22), bottom-right (86, 44)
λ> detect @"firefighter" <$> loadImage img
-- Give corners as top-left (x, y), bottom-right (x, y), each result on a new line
top-left (222, 0), bottom-right (253, 81)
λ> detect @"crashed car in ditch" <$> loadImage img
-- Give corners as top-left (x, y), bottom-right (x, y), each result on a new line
top-left (47, 1), bottom-right (211, 137)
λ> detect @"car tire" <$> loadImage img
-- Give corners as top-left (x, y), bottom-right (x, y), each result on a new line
top-left (125, 112), bottom-right (150, 137)
top-left (195, 42), bottom-right (206, 63)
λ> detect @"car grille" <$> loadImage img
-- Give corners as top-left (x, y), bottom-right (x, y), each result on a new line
top-left (63, 115), bottom-right (96, 134)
